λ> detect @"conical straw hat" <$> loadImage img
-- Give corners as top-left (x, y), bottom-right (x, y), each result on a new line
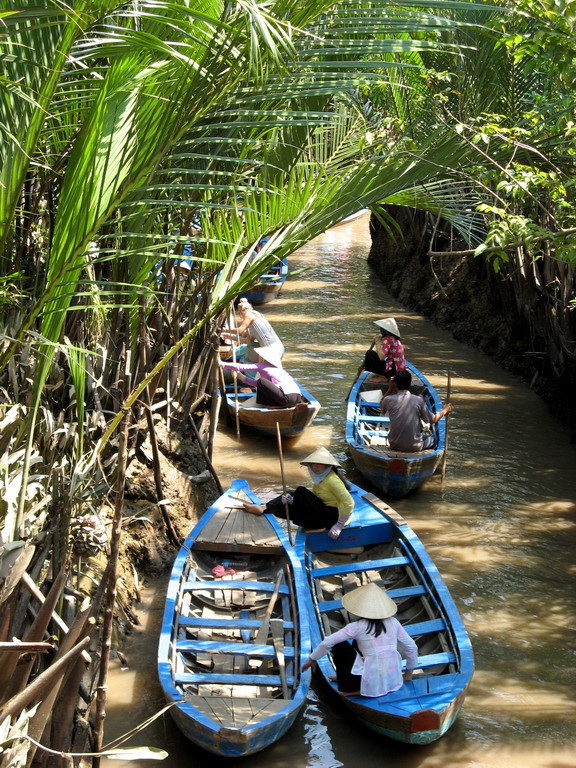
top-left (342, 582), bottom-right (398, 619)
top-left (374, 317), bottom-right (401, 338)
top-left (256, 345), bottom-right (282, 367)
top-left (300, 446), bottom-right (341, 467)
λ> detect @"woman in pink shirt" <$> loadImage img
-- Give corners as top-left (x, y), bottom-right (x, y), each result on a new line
top-left (301, 582), bottom-right (418, 697)
top-left (363, 317), bottom-right (406, 381)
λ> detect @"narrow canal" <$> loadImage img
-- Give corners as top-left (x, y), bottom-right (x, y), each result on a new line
top-left (103, 214), bottom-right (576, 768)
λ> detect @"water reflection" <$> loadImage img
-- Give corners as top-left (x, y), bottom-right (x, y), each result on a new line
top-left (103, 214), bottom-right (576, 768)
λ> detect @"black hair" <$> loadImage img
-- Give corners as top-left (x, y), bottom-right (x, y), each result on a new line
top-left (394, 369), bottom-right (412, 391)
top-left (364, 618), bottom-right (387, 637)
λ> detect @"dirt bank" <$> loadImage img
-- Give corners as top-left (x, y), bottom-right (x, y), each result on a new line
top-left (368, 207), bottom-right (576, 439)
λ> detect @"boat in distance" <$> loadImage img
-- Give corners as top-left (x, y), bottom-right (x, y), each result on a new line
top-left (223, 379), bottom-right (320, 439)
top-left (158, 480), bottom-right (311, 757)
top-left (240, 257), bottom-right (288, 305)
top-left (295, 481), bottom-right (473, 745)
top-left (346, 362), bottom-right (446, 497)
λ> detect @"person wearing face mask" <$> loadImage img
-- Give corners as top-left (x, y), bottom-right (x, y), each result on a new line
top-left (242, 447), bottom-right (354, 538)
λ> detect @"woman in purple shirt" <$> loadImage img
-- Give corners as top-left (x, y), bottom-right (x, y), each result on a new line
top-left (220, 346), bottom-right (301, 407)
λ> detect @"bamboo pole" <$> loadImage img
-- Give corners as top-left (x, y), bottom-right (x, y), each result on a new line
top-left (441, 370), bottom-right (452, 482)
top-left (276, 423), bottom-right (293, 545)
top-left (232, 344), bottom-right (241, 438)
top-left (188, 414), bottom-right (223, 495)
top-left (91, 351), bottom-right (132, 768)
top-left (345, 341), bottom-right (374, 402)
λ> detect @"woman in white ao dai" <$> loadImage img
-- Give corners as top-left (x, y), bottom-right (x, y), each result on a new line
top-left (302, 582), bottom-right (418, 697)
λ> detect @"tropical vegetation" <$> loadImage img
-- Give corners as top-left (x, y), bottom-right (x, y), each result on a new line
top-left (0, 0), bottom-right (574, 764)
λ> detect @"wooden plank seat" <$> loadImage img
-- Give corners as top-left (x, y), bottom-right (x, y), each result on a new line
top-left (318, 584), bottom-right (427, 613)
top-left (402, 651), bottom-right (456, 670)
top-left (183, 580), bottom-right (290, 595)
top-left (179, 617), bottom-right (294, 631)
top-left (174, 672), bottom-right (295, 687)
top-left (357, 415), bottom-right (390, 423)
top-left (404, 618), bottom-right (447, 637)
top-left (310, 556), bottom-right (410, 579)
top-left (176, 639), bottom-right (295, 659)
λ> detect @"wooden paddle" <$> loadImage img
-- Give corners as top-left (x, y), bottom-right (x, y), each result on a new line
top-left (270, 618), bottom-right (289, 698)
top-left (440, 370), bottom-right (452, 482)
top-left (249, 570), bottom-right (284, 668)
top-left (276, 422), bottom-right (293, 545)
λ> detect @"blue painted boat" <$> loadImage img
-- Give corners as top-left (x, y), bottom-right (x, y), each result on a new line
top-left (158, 480), bottom-right (312, 757)
top-left (295, 481), bottom-right (473, 744)
top-left (240, 257), bottom-right (288, 305)
top-left (346, 362), bottom-right (447, 497)
top-left (223, 379), bottom-right (320, 439)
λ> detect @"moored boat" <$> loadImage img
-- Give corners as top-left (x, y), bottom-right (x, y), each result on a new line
top-left (158, 480), bottom-right (311, 757)
top-left (240, 257), bottom-right (288, 305)
top-left (345, 362), bottom-right (446, 497)
top-left (295, 481), bottom-right (473, 745)
top-left (223, 380), bottom-right (320, 439)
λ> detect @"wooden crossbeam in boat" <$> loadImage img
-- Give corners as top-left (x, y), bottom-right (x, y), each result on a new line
top-left (176, 639), bottom-right (295, 658)
top-left (175, 672), bottom-right (295, 687)
top-left (402, 650), bottom-right (456, 670)
top-left (404, 618), bottom-right (447, 637)
top-left (183, 580), bottom-right (290, 595)
top-left (318, 584), bottom-right (427, 613)
top-left (178, 616), bottom-right (296, 632)
top-left (310, 556), bottom-right (410, 579)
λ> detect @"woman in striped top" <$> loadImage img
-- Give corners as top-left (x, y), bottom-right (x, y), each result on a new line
top-left (222, 298), bottom-right (285, 362)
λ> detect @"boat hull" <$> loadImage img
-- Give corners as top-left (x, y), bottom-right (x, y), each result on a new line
top-left (224, 383), bottom-right (320, 438)
top-left (158, 480), bottom-right (311, 757)
top-left (296, 483), bottom-right (473, 745)
top-left (240, 258), bottom-right (288, 305)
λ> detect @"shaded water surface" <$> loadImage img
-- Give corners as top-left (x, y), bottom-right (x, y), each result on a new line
top-left (103, 215), bottom-right (576, 768)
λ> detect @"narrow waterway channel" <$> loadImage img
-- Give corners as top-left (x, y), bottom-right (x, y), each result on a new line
top-left (103, 214), bottom-right (576, 768)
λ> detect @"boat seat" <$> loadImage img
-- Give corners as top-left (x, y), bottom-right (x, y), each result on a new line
top-left (183, 580), bottom-right (290, 595)
top-left (318, 584), bottom-right (427, 613)
top-left (176, 639), bottom-right (295, 659)
top-left (357, 415), bottom-right (390, 423)
top-left (179, 617), bottom-right (294, 631)
top-left (310, 555), bottom-right (410, 579)
top-left (404, 618), bottom-right (447, 637)
top-left (404, 651), bottom-right (456, 670)
top-left (174, 672), bottom-right (295, 687)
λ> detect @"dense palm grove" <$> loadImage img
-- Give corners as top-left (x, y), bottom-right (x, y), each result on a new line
top-left (0, 1), bottom-right (574, 765)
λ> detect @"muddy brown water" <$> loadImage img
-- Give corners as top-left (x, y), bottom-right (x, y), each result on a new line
top-left (102, 214), bottom-right (576, 768)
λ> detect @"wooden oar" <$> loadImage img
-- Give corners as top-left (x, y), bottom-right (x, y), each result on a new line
top-left (344, 340), bottom-right (374, 402)
top-left (276, 422), bottom-right (293, 545)
top-left (249, 570), bottom-right (284, 668)
top-left (231, 344), bottom-right (241, 439)
top-left (270, 618), bottom-right (289, 698)
top-left (440, 370), bottom-right (452, 482)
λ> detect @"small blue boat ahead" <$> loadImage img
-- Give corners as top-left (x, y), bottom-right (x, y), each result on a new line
top-left (158, 480), bottom-right (311, 756)
top-left (295, 481), bottom-right (473, 744)
top-left (346, 362), bottom-right (447, 497)
top-left (240, 257), bottom-right (288, 305)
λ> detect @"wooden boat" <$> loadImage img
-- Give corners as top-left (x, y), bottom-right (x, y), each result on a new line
top-left (346, 362), bottom-right (446, 497)
top-left (158, 480), bottom-right (311, 757)
top-left (223, 380), bottom-right (320, 439)
top-left (240, 257), bottom-right (288, 305)
top-left (295, 481), bottom-right (473, 745)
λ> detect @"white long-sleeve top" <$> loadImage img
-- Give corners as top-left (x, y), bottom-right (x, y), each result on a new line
top-left (309, 617), bottom-right (418, 697)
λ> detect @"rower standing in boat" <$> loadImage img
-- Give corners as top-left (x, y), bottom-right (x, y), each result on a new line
top-left (363, 317), bottom-right (406, 382)
top-left (301, 582), bottom-right (418, 697)
top-left (221, 298), bottom-right (284, 362)
top-left (220, 346), bottom-right (301, 407)
top-left (380, 369), bottom-right (452, 451)
top-left (242, 447), bottom-right (353, 538)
